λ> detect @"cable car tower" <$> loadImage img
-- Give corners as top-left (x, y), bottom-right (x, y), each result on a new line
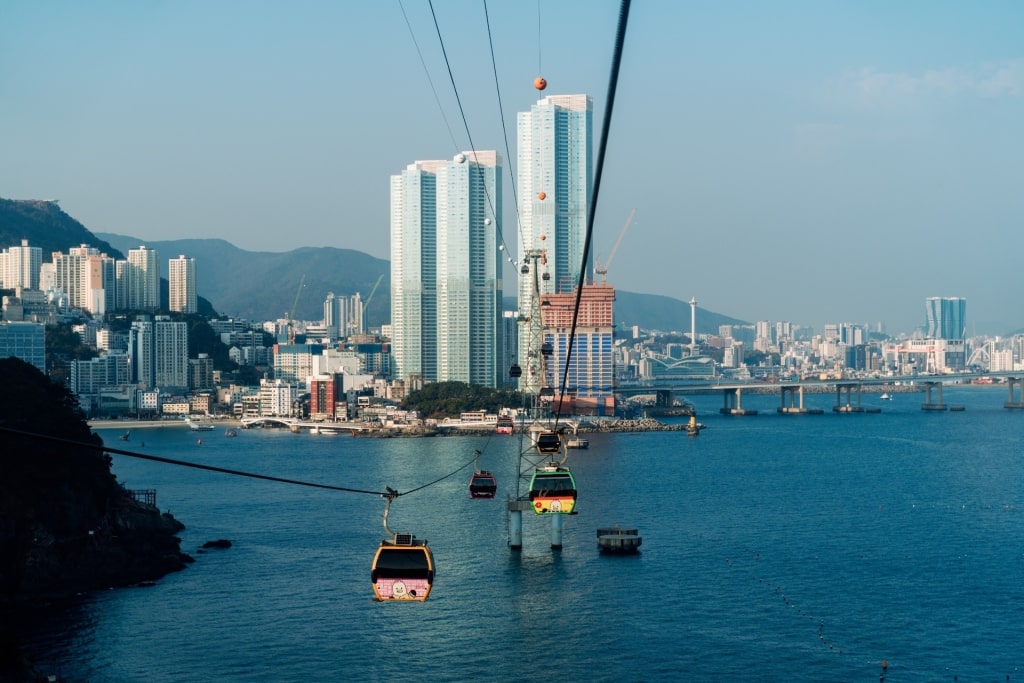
top-left (507, 249), bottom-right (577, 551)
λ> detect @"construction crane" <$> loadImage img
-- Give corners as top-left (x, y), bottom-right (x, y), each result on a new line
top-left (288, 274), bottom-right (306, 322)
top-left (594, 208), bottom-right (636, 283)
top-left (359, 273), bottom-right (385, 332)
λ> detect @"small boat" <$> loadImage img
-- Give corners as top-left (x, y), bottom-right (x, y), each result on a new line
top-left (495, 415), bottom-right (514, 435)
top-left (597, 526), bottom-right (642, 554)
top-left (224, 428), bottom-right (238, 437)
top-left (566, 437), bottom-right (589, 449)
top-left (119, 431), bottom-right (131, 441)
top-left (188, 419), bottom-right (216, 432)
top-left (880, 393), bottom-right (892, 400)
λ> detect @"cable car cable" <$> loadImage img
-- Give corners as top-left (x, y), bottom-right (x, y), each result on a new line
top-left (426, 0), bottom-right (517, 271)
top-left (397, 0), bottom-right (462, 154)
top-left (0, 426), bottom-right (480, 500)
top-left (482, 0), bottom-right (526, 252)
top-left (552, 0), bottom-right (631, 425)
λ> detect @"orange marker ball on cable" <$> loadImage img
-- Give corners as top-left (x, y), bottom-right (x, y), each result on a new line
top-left (534, 76), bottom-right (547, 91)
top-left (538, 191), bottom-right (546, 200)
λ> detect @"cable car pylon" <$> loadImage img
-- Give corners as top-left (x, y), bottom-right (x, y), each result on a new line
top-left (507, 250), bottom-right (577, 551)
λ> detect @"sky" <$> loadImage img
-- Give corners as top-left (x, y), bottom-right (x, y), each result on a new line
top-left (2, 1), bottom-right (1022, 336)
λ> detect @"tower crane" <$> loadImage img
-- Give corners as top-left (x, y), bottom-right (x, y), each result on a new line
top-left (594, 208), bottom-right (636, 283)
top-left (288, 274), bottom-right (306, 323)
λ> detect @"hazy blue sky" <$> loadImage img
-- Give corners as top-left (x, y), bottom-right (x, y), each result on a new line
top-left (2, 1), bottom-right (1022, 335)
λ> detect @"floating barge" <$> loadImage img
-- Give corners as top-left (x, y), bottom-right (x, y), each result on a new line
top-left (597, 526), bottom-right (642, 554)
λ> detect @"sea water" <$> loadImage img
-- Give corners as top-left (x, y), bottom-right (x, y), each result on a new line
top-left (20, 386), bottom-right (1024, 682)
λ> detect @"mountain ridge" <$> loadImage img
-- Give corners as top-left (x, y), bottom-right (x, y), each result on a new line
top-left (0, 197), bottom-right (745, 332)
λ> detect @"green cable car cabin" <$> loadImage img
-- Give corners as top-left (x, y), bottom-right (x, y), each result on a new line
top-left (371, 533), bottom-right (435, 601)
top-left (528, 465), bottom-right (577, 515)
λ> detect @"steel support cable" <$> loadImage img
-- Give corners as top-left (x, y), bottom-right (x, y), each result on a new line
top-left (553, 0), bottom-right (631, 423)
top-left (427, 0), bottom-right (513, 267)
top-left (397, 0), bottom-right (461, 154)
top-left (483, 0), bottom-right (526, 253)
top-left (0, 426), bottom-right (478, 500)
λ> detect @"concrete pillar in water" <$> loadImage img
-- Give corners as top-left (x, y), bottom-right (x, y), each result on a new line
top-left (510, 509), bottom-right (522, 550)
top-left (550, 513), bottom-right (564, 550)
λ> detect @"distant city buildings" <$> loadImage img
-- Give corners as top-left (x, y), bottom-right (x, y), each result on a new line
top-left (125, 246), bottom-right (160, 311)
top-left (0, 321), bottom-right (46, 373)
top-left (925, 296), bottom-right (967, 340)
top-left (169, 255), bottom-right (197, 314)
top-left (0, 239), bottom-right (42, 290)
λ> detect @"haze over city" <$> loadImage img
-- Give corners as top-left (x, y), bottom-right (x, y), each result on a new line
top-left (2, 1), bottom-right (1022, 335)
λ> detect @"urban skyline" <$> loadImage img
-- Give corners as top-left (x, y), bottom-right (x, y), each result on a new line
top-left (2, 3), bottom-right (1021, 335)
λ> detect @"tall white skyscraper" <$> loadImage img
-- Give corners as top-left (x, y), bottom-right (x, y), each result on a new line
top-left (436, 150), bottom-right (502, 386)
top-left (391, 158), bottom-right (442, 383)
top-left (391, 151), bottom-right (503, 387)
top-left (168, 255), bottom-right (197, 314)
top-left (124, 246), bottom-right (160, 311)
top-left (516, 94), bottom-right (592, 392)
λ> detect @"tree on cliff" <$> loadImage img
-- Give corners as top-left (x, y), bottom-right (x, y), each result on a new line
top-left (0, 357), bottom-right (190, 603)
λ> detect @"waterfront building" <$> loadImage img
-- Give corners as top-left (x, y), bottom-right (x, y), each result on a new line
top-left (391, 158), bottom-right (442, 384)
top-left (169, 255), bottom-right (197, 314)
top-left (69, 352), bottom-right (131, 407)
top-left (435, 151), bottom-right (503, 387)
top-left (123, 246), bottom-right (160, 311)
top-left (1, 239), bottom-right (42, 290)
top-left (129, 316), bottom-right (189, 391)
top-left (273, 343), bottom-right (323, 385)
top-left (391, 151), bottom-right (503, 387)
top-left (0, 321), bottom-right (46, 373)
top-left (309, 374), bottom-right (337, 418)
top-left (516, 94), bottom-right (592, 393)
top-left (539, 283), bottom-right (616, 415)
top-left (189, 353), bottom-right (215, 392)
top-left (258, 378), bottom-right (298, 417)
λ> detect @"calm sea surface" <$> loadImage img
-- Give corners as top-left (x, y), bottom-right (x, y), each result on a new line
top-left (20, 386), bottom-right (1024, 682)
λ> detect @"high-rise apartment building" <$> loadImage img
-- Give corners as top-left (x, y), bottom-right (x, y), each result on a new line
top-left (123, 246), bottom-right (160, 311)
top-left (129, 316), bottom-right (188, 390)
top-left (516, 94), bottom-right (593, 393)
top-left (51, 245), bottom-right (115, 314)
top-left (391, 159), bottom-right (442, 384)
top-left (169, 255), bottom-right (197, 314)
top-left (1, 239), bottom-right (42, 290)
top-left (435, 151), bottom-right (503, 386)
top-left (540, 283), bottom-right (616, 415)
top-left (925, 297), bottom-right (967, 340)
top-left (391, 151), bottom-right (503, 386)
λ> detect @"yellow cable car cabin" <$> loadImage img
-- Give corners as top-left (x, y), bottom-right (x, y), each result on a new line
top-left (371, 533), bottom-right (435, 601)
top-left (528, 465), bottom-right (577, 515)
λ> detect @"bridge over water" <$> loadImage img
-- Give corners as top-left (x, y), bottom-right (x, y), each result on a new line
top-left (615, 371), bottom-right (1024, 415)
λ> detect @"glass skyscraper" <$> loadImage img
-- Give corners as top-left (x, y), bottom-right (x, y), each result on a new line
top-left (390, 152), bottom-right (503, 387)
top-left (516, 94), bottom-right (593, 393)
top-left (925, 296), bottom-right (967, 340)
